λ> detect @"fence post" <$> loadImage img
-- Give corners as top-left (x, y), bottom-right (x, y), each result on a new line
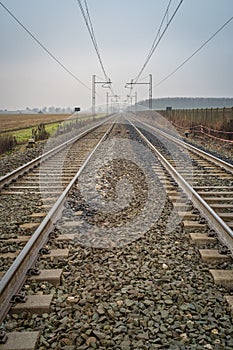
top-left (223, 107), bottom-right (226, 129)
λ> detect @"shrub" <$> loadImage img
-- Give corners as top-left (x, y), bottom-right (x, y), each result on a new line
top-left (0, 134), bottom-right (17, 155)
top-left (32, 123), bottom-right (50, 141)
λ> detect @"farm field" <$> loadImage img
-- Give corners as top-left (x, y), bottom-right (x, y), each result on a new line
top-left (0, 113), bottom-right (75, 133)
top-left (0, 113), bottom-right (106, 154)
top-left (0, 113), bottom-right (85, 153)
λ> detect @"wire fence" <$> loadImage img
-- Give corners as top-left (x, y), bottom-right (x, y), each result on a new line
top-left (159, 107), bottom-right (233, 141)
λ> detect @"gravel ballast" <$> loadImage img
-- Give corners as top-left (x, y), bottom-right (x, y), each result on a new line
top-left (2, 121), bottom-right (233, 350)
top-left (4, 200), bottom-right (233, 349)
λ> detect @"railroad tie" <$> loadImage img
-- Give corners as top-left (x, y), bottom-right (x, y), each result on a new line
top-left (10, 294), bottom-right (53, 315)
top-left (199, 249), bottom-right (231, 263)
top-left (0, 331), bottom-right (40, 350)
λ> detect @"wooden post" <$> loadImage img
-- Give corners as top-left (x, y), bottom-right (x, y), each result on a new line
top-left (223, 107), bottom-right (226, 129)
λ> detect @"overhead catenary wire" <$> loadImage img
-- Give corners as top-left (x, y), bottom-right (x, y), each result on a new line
top-left (0, 1), bottom-right (91, 91)
top-left (146, 0), bottom-right (172, 62)
top-left (77, 0), bottom-right (106, 78)
top-left (133, 0), bottom-right (173, 84)
top-left (132, 0), bottom-right (184, 86)
top-left (155, 15), bottom-right (233, 87)
top-left (127, 75), bottom-right (151, 105)
top-left (83, 0), bottom-right (115, 96)
top-left (76, 0), bottom-right (114, 95)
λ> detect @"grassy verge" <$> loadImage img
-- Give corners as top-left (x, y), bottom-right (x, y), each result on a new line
top-left (0, 122), bottom-right (61, 155)
top-left (11, 122), bottom-right (59, 144)
top-left (0, 114), bottom-right (107, 152)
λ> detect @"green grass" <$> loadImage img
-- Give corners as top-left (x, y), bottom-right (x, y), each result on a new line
top-left (44, 122), bottom-right (61, 135)
top-left (11, 122), bottom-right (60, 144)
top-left (12, 128), bottom-right (33, 144)
top-left (1, 114), bottom-right (106, 146)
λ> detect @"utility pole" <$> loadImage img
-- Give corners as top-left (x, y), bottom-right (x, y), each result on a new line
top-left (92, 74), bottom-right (96, 116)
top-left (149, 74), bottom-right (152, 110)
top-left (106, 92), bottom-right (109, 115)
top-left (126, 95), bottom-right (133, 112)
top-left (135, 91), bottom-right (137, 113)
top-left (125, 74), bottom-right (153, 110)
top-left (92, 74), bottom-right (112, 116)
top-left (108, 94), bottom-right (120, 113)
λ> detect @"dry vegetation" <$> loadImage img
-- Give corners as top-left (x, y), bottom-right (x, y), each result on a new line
top-left (0, 113), bottom-right (72, 133)
top-left (0, 113), bottom-right (103, 155)
top-left (159, 107), bottom-right (233, 141)
top-left (159, 108), bottom-right (233, 132)
top-left (0, 113), bottom-right (76, 155)
top-left (0, 134), bottom-right (17, 155)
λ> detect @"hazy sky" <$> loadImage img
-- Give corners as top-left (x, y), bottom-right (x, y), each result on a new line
top-left (0, 0), bottom-right (233, 111)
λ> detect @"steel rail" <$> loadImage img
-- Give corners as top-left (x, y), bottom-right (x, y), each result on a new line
top-left (128, 119), bottom-right (233, 256)
top-left (0, 121), bottom-right (115, 323)
top-left (0, 116), bottom-right (112, 190)
top-left (133, 117), bottom-right (233, 174)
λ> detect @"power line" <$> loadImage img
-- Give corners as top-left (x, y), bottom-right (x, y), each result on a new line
top-left (146, 0), bottom-right (173, 62)
top-left (133, 0), bottom-right (184, 85)
top-left (83, 0), bottom-right (115, 95)
top-left (77, 0), bottom-right (106, 77)
top-left (76, 0), bottom-right (114, 94)
top-left (0, 1), bottom-right (91, 91)
top-left (155, 15), bottom-right (233, 87)
top-left (134, 0), bottom-right (173, 84)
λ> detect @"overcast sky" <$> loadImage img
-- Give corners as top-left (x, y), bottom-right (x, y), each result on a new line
top-left (0, 0), bottom-right (233, 111)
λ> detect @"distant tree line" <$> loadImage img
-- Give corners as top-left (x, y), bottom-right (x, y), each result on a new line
top-left (0, 106), bottom-right (73, 114)
top-left (138, 97), bottom-right (233, 110)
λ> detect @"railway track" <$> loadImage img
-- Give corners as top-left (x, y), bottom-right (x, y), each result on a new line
top-left (0, 119), bottom-right (115, 325)
top-left (0, 114), bottom-right (233, 349)
top-left (129, 116), bottom-right (233, 247)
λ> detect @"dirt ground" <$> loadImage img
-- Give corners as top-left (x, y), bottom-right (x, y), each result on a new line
top-left (0, 113), bottom-right (73, 132)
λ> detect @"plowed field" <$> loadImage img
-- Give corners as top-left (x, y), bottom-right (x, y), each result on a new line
top-left (0, 113), bottom-right (71, 133)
